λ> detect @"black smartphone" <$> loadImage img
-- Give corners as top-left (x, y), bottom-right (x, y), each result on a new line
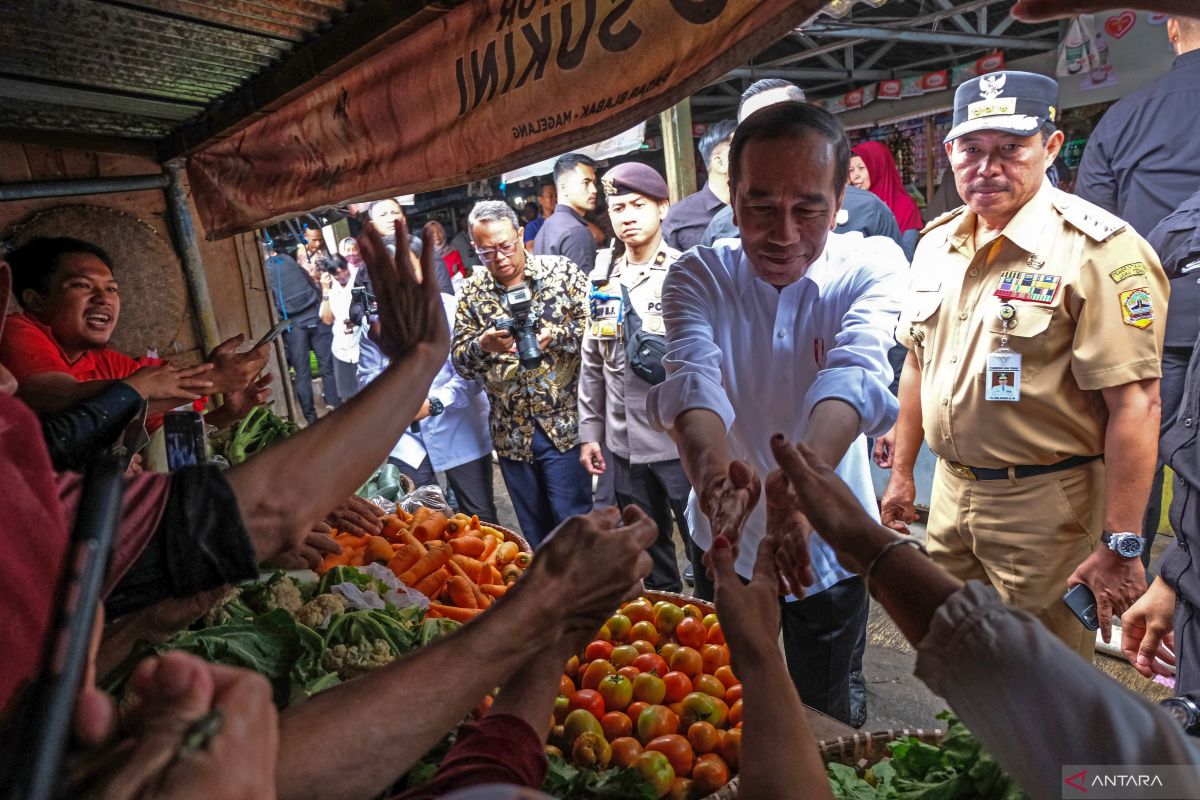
top-left (164, 410), bottom-right (207, 471)
top-left (1063, 583), bottom-right (1100, 631)
top-left (254, 318), bottom-right (293, 349)
top-left (1, 456), bottom-right (123, 800)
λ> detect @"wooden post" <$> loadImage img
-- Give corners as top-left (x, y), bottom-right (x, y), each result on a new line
top-left (924, 115), bottom-right (936, 206)
top-left (659, 98), bottom-right (697, 203)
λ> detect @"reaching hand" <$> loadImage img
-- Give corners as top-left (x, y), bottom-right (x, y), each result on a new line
top-left (872, 429), bottom-right (896, 469)
top-left (765, 469), bottom-right (815, 598)
top-left (357, 220), bottom-right (449, 362)
top-left (698, 460), bottom-right (761, 559)
top-left (1121, 578), bottom-right (1177, 678)
top-left (124, 362), bottom-right (214, 402)
top-left (1069, 549), bottom-right (1149, 643)
top-left (711, 533), bottom-right (783, 677)
top-left (206, 334), bottom-right (270, 395)
top-left (579, 442), bottom-right (606, 476)
top-left (879, 472), bottom-right (918, 535)
top-left (219, 372), bottom-right (274, 423)
top-left (265, 523), bottom-right (343, 571)
top-left (326, 495), bottom-right (385, 536)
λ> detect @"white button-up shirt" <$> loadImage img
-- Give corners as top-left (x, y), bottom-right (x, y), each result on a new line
top-left (647, 232), bottom-right (906, 591)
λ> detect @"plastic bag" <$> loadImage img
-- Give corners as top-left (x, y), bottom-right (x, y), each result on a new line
top-left (399, 484), bottom-right (453, 515)
top-left (332, 563), bottom-right (429, 611)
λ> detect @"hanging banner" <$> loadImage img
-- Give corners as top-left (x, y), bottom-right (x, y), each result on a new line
top-left (877, 79), bottom-right (902, 100)
top-left (976, 51), bottom-right (1005, 74)
top-left (900, 76), bottom-right (925, 97)
top-left (844, 86), bottom-right (865, 109)
top-left (922, 70), bottom-right (949, 93)
top-left (187, 0), bottom-right (826, 239)
top-left (861, 83), bottom-right (877, 106)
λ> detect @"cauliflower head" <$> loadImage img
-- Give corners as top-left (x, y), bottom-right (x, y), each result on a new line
top-left (296, 593), bottom-right (346, 629)
top-left (320, 639), bottom-right (395, 679)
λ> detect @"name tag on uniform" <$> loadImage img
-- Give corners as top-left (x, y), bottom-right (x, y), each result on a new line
top-left (985, 349), bottom-right (1021, 402)
top-left (589, 281), bottom-right (623, 340)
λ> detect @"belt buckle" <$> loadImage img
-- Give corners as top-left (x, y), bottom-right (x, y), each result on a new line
top-left (947, 461), bottom-right (977, 481)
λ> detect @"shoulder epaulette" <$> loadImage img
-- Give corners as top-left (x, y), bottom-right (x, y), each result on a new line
top-left (919, 205), bottom-right (967, 236)
top-left (1052, 195), bottom-right (1127, 243)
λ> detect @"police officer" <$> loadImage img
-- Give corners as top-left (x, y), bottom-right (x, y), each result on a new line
top-left (578, 162), bottom-right (693, 591)
top-left (880, 71), bottom-right (1170, 658)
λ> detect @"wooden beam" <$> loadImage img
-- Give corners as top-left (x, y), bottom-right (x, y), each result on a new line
top-left (659, 99), bottom-right (697, 204)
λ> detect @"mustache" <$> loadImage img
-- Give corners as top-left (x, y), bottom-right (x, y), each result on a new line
top-left (968, 180), bottom-right (1011, 193)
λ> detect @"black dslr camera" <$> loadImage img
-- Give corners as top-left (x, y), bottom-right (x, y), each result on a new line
top-left (494, 285), bottom-right (542, 370)
top-left (347, 284), bottom-right (378, 327)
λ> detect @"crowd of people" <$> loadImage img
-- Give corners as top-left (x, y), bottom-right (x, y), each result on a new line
top-left (4, 0), bottom-right (1200, 797)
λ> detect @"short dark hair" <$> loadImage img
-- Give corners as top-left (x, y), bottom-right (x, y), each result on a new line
top-left (738, 79), bottom-right (806, 114)
top-left (7, 237), bottom-right (115, 306)
top-left (699, 120), bottom-right (737, 168)
top-left (729, 102), bottom-right (850, 195)
top-left (539, 181), bottom-right (555, 193)
top-left (553, 153), bottom-right (596, 185)
top-left (322, 253), bottom-right (349, 273)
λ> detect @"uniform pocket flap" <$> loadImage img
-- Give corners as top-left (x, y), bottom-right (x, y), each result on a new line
top-left (986, 302), bottom-right (1054, 338)
top-left (905, 290), bottom-right (945, 324)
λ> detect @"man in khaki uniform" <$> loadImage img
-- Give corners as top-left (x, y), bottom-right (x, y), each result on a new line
top-left (881, 71), bottom-right (1169, 657)
top-left (578, 162), bottom-right (693, 591)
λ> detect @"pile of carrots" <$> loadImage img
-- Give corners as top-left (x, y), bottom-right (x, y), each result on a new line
top-left (316, 506), bottom-right (532, 623)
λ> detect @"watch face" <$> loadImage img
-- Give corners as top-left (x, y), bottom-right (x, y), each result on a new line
top-left (1116, 536), bottom-right (1143, 558)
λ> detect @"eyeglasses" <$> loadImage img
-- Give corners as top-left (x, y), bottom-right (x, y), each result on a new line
top-left (473, 238), bottom-right (521, 261)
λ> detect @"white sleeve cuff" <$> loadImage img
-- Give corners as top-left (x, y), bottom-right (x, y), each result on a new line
top-left (801, 367), bottom-right (898, 438)
top-left (647, 372), bottom-right (736, 433)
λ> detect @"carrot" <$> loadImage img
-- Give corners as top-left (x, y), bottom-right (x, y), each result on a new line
top-left (480, 583), bottom-right (509, 598)
top-left (399, 542), bottom-right (453, 586)
top-left (502, 563), bottom-right (522, 585)
top-left (494, 541), bottom-right (519, 565)
top-left (316, 550), bottom-right (353, 574)
top-left (447, 575), bottom-right (478, 609)
top-left (452, 555), bottom-right (486, 584)
top-left (348, 549), bottom-right (367, 567)
top-left (335, 532), bottom-right (369, 549)
top-left (401, 532), bottom-right (429, 554)
top-left (409, 507), bottom-right (435, 541)
top-left (480, 535), bottom-right (501, 564)
top-left (413, 567), bottom-right (450, 598)
top-left (449, 537), bottom-right (486, 558)
top-left (428, 603), bottom-right (484, 622)
top-left (486, 565), bottom-right (504, 585)
top-left (387, 544), bottom-right (423, 577)
top-left (381, 515), bottom-right (408, 541)
top-left (366, 535), bottom-right (394, 563)
top-left (514, 552), bottom-right (532, 569)
top-left (414, 511), bottom-right (449, 542)
top-left (447, 559), bottom-right (491, 608)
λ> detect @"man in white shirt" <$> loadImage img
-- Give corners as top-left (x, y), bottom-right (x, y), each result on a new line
top-left (647, 101), bottom-right (906, 724)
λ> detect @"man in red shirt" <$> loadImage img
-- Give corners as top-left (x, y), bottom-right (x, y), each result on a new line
top-left (0, 237), bottom-right (268, 431)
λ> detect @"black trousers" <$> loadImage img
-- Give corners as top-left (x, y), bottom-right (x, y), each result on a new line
top-left (593, 442), bottom-right (617, 509)
top-left (1144, 345), bottom-right (1193, 567)
top-left (612, 454), bottom-right (692, 593)
top-left (445, 454), bottom-right (499, 522)
top-left (283, 321), bottom-right (339, 424)
top-left (692, 548), bottom-right (868, 725)
top-left (333, 356), bottom-right (360, 403)
top-left (389, 454), bottom-right (437, 489)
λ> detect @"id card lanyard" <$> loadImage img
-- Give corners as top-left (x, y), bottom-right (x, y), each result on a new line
top-left (986, 302), bottom-right (1021, 402)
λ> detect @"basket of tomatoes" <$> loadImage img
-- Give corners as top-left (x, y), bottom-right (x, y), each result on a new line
top-left (548, 591), bottom-right (741, 799)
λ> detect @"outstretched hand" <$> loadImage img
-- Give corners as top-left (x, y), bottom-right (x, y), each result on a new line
top-left (357, 219), bottom-right (449, 362)
top-left (699, 460), bottom-right (761, 570)
top-left (765, 469), bottom-right (815, 598)
top-left (711, 533), bottom-right (783, 676)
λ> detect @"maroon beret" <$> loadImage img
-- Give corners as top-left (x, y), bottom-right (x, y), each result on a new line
top-left (601, 162), bottom-right (669, 201)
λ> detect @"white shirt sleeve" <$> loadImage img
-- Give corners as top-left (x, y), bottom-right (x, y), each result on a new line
top-left (647, 252), bottom-right (736, 433)
top-left (801, 241), bottom-right (905, 437)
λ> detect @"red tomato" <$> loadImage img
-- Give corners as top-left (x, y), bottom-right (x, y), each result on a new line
top-left (718, 728), bottom-right (741, 771)
top-left (581, 659), bottom-right (616, 691)
top-left (646, 733), bottom-right (695, 777)
top-left (627, 701), bottom-right (650, 724)
top-left (687, 721), bottom-right (721, 755)
top-left (662, 671), bottom-right (693, 704)
top-left (610, 736), bottom-right (643, 768)
top-left (667, 647), bottom-right (703, 680)
top-left (568, 689), bottom-right (605, 719)
top-left (692, 753), bottom-right (731, 794)
top-left (724, 684), bottom-right (743, 704)
top-left (701, 644), bottom-right (730, 674)
top-left (636, 705), bottom-right (681, 745)
top-left (601, 711), bottom-right (633, 740)
top-left (633, 653), bottom-right (669, 678)
top-left (618, 666), bottom-right (642, 682)
top-left (675, 616), bottom-right (707, 650)
top-left (728, 698), bottom-right (743, 727)
top-left (706, 621), bottom-right (726, 646)
top-left (585, 640), bottom-right (615, 662)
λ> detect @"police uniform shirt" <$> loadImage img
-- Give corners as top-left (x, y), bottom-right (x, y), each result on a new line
top-left (898, 181), bottom-right (1169, 469)
top-left (577, 243), bottom-right (680, 464)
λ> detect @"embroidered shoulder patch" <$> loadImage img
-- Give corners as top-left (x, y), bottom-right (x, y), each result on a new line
top-left (1119, 287), bottom-right (1154, 329)
top-left (1109, 262), bottom-right (1147, 283)
top-left (995, 270), bottom-right (1062, 305)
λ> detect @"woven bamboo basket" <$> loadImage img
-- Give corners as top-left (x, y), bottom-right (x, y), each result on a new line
top-left (478, 520), bottom-right (532, 555)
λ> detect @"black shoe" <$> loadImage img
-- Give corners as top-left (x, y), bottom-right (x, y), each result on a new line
top-left (848, 670), bottom-right (867, 729)
top-left (683, 565), bottom-right (695, 586)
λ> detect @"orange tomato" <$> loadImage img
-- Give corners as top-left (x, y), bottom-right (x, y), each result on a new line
top-left (659, 642), bottom-right (680, 663)
top-left (629, 620), bottom-right (660, 646)
top-left (632, 672), bottom-right (667, 705)
top-left (564, 654), bottom-right (581, 678)
top-left (694, 673), bottom-right (726, 700)
top-left (675, 616), bottom-right (707, 650)
top-left (662, 671), bottom-right (693, 704)
top-left (667, 777), bottom-right (694, 800)
top-left (701, 613), bottom-right (719, 629)
top-left (611, 644), bottom-right (640, 669)
top-left (719, 727), bottom-right (741, 771)
top-left (667, 646), bottom-right (703, 680)
top-left (692, 753), bottom-right (731, 793)
top-left (601, 711), bottom-right (633, 740)
top-left (633, 653), bottom-right (668, 678)
top-left (595, 624), bottom-right (612, 642)
top-left (646, 733), bottom-right (695, 777)
top-left (585, 640), bottom-right (614, 662)
top-left (713, 665), bottom-right (739, 689)
top-left (636, 705), bottom-right (680, 745)
top-left (623, 598), bottom-right (655, 625)
top-left (630, 639), bottom-right (657, 655)
top-left (687, 721), bottom-right (721, 755)
top-left (610, 736), bottom-right (643, 768)
top-left (728, 698), bottom-right (743, 727)
top-left (627, 701), bottom-right (650, 724)
top-left (725, 684), bottom-right (743, 704)
top-left (634, 750), bottom-right (676, 798)
top-left (581, 659), bottom-right (616, 690)
top-left (682, 603), bottom-right (704, 620)
top-left (618, 666), bottom-right (642, 682)
top-left (706, 621), bottom-right (726, 646)
top-left (701, 644), bottom-right (730, 674)
top-left (559, 674), bottom-right (576, 696)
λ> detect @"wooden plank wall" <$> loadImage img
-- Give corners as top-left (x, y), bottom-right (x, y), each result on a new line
top-left (0, 138), bottom-right (293, 418)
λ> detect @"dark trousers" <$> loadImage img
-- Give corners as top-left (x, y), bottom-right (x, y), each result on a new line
top-left (389, 453), bottom-right (437, 489)
top-left (1178, 596), bottom-right (1200, 696)
top-left (692, 548), bottom-right (868, 725)
top-left (497, 425), bottom-right (592, 548)
top-left (446, 454), bottom-right (499, 522)
top-left (1144, 345), bottom-right (1192, 567)
top-left (333, 356), bottom-right (360, 403)
top-left (283, 321), bottom-right (340, 424)
top-left (593, 442), bottom-right (617, 509)
top-left (612, 454), bottom-right (692, 593)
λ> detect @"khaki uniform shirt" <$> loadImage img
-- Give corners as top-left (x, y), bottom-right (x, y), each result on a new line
top-left (578, 243), bottom-right (680, 464)
top-left (898, 183), bottom-right (1168, 469)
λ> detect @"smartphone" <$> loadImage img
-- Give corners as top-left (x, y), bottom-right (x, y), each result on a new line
top-left (254, 319), bottom-right (293, 349)
top-left (1063, 583), bottom-right (1099, 631)
top-left (1, 456), bottom-right (123, 800)
top-left (164, 410), bottom-right (207, 471)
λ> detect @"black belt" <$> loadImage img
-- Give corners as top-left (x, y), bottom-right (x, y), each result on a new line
top-left (943, 454), bottom-right (1100, 481)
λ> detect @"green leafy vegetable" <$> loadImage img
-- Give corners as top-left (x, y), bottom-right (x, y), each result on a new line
top-left (541, 754), bottom-right (656, 800)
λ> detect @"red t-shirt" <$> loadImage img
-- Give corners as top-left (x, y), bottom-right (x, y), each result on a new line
top-left (0, 312), bottom-right (205, 430)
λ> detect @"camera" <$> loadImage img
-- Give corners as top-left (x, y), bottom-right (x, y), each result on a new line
top-left (1161, 693), bottom-right (1200, 737)
top-left (347, 284), bottom-right (377, 327)
top-left (494, 285), bottom-right (542, 370)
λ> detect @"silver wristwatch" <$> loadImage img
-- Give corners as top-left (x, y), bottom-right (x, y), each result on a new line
top-left (1101, 531), bottom-right (1145, 559)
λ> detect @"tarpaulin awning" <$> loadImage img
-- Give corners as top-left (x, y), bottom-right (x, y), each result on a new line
top-left (501, 123), bottom-right (646, 185)
top-left (186, 0), bottom-right (826, 239)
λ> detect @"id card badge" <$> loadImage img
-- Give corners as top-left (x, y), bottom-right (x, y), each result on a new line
top-left (986, 349), bottom-right (1021, 402)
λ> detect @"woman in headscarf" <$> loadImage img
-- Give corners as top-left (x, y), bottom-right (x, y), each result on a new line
top-left (849, 141), bottom-right (923, 260)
